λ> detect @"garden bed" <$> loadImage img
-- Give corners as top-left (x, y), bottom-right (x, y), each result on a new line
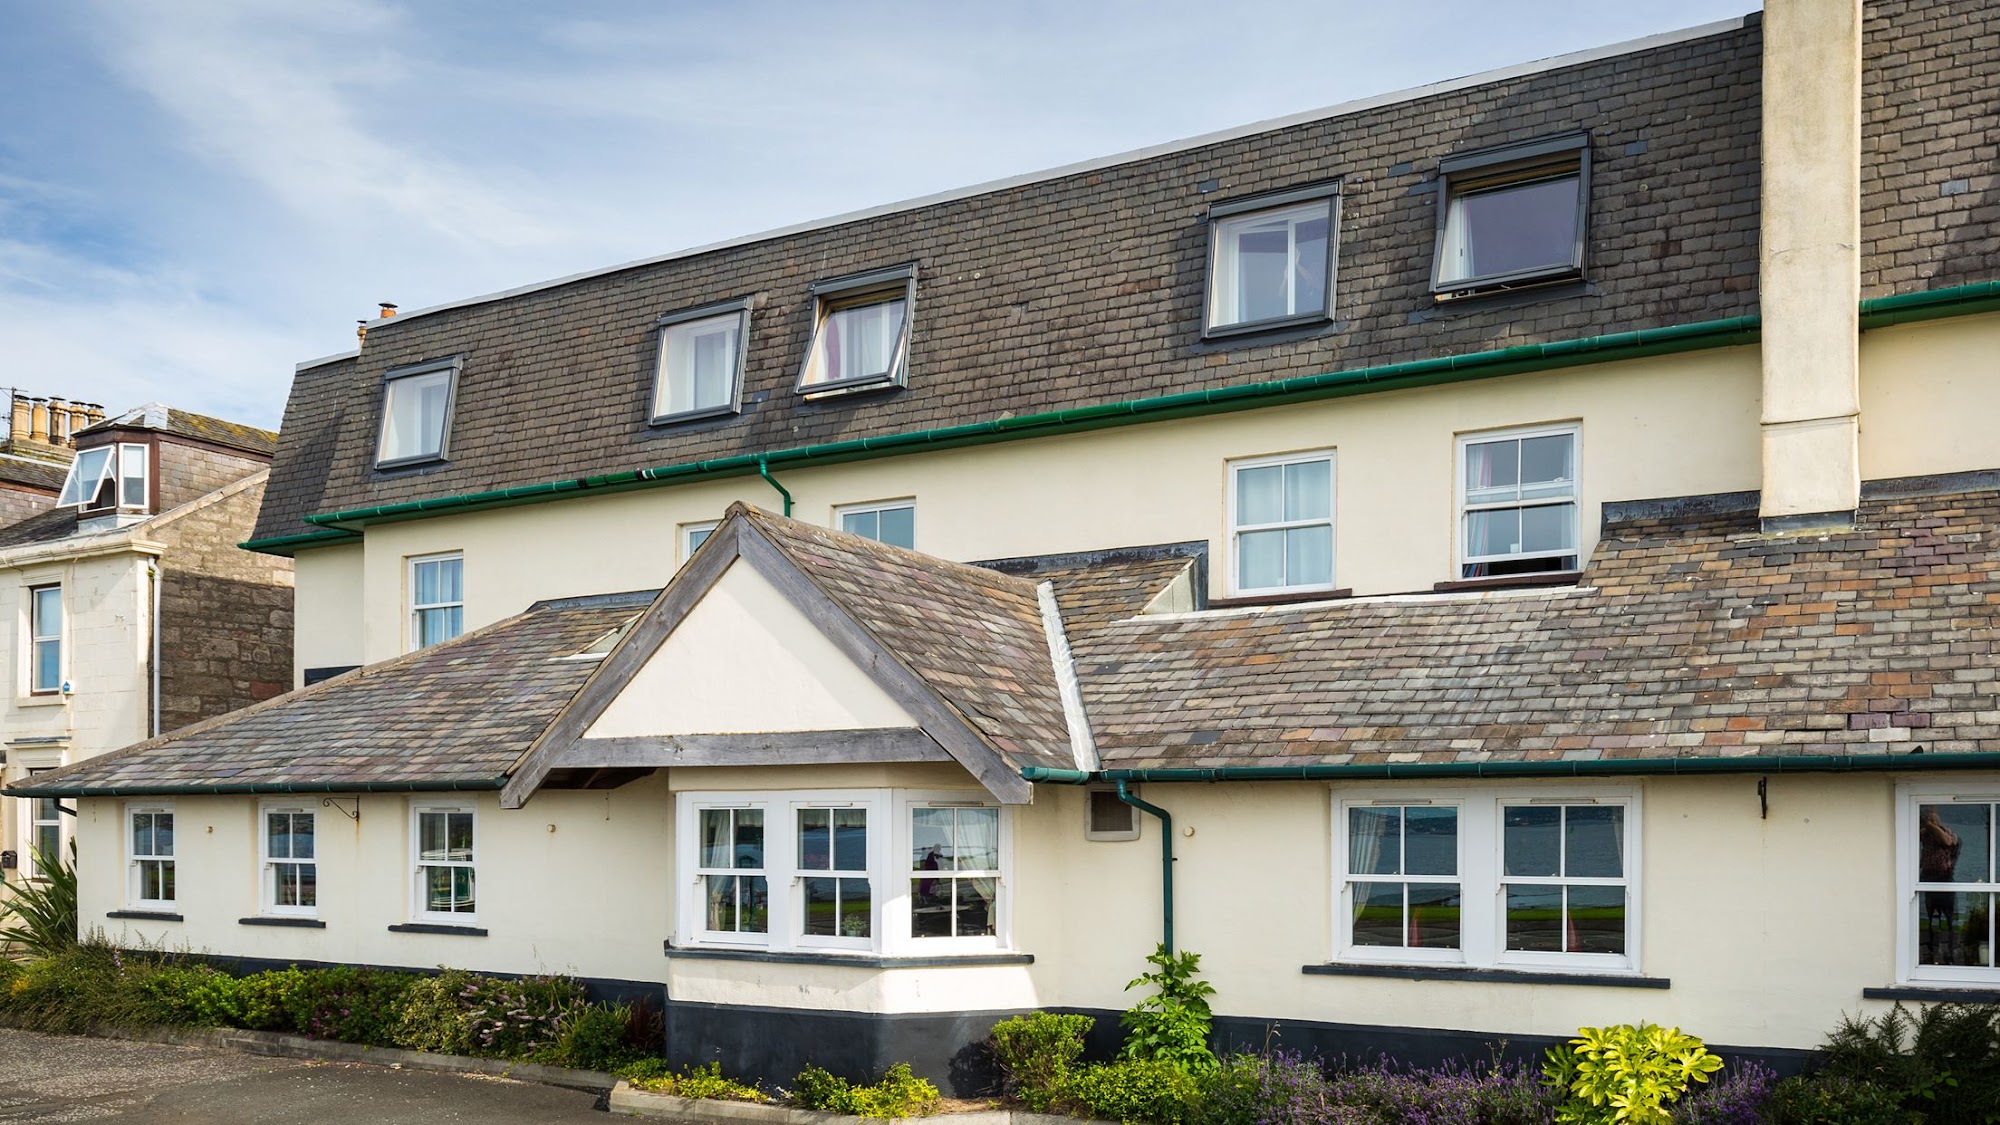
top-left (609, 1082), bottom-right (1109, 1124)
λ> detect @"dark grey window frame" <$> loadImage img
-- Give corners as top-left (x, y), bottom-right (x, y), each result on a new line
top-left (373, 355), bottom-right (464, 471)
top-left (1201, 181), bottom-right (1341, 340)
top-left (795, 263), bottom-right (918, 398)
top-left (650, 296), bottom-right (753, 425)
top-left (1430, 132), bottom-right (1590, 299)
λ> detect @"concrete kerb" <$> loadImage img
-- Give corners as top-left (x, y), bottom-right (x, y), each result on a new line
top-left (39, 1022), bottom-right (618, 1094)
top-left (608, 1083), bottom-right (1114, 1125)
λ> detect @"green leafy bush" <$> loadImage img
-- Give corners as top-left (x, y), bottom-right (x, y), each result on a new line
top-left (457, 974), bottom-right (587, 1060)
top-left (553, 1001), bottom-right (641, 1072)
top-left (140, 964), bottom-right (241, 1027)
top-left (232, 967), bottom-right (309, 1032)
top-left (1120, 945), bottom-right (1217, 1072)
top-left (1060, 1058), bottom-right (1203, 1124)
top-left (391, 972), bottom-right (475, 1055)
top-left (990, 1011), bottom-right (1096, 1111)
top-left (625, 1060), bottom-right (769, 1102)
top-left (283, 966), bottom-right (418, 1046)
top-left (1815, 1003), bottom-right (2000, 1125)
top-left (1544, 1024), bottom-right (1724, 1125)
top-left (0, 841), bottom-right (78, 957)
top-left (1769, 1074), bottom-right (1912, 1125)
top-left (791, 1063), bottom-right (939, 1119)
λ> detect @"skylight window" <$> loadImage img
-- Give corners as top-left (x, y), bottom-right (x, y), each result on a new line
top-left (653, 299), bottom-right (750, 423)
top-left (1204, 184), bottom-right (1338, 337)
top-left (1432, 134), bottom-right (1589, 298)
top-left (798, 265), bottom-right (916, 396)
top-left (376, 357), bottom-right (461, 469)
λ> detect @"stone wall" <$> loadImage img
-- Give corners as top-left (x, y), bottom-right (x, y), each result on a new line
top-left (153, 478), bottom-right (294, 733)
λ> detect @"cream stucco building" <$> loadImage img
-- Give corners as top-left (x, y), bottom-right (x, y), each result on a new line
top-left (18, 0), bottom-right (2000, 1089)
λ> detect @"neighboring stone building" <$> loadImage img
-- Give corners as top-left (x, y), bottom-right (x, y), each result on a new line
top-left (0, 392), bottom-right (102, 529)
top-left (20, 0), bottom-right (2000, 1090)
top-left (1, 404), bottom-right (290, 876)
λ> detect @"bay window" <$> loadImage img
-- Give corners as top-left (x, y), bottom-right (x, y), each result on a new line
top-left (1335, 787), bottom-right (1638, 974)
top-left (676, 790), bottom-right (1007, 956)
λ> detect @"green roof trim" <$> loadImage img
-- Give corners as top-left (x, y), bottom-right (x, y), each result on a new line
top-left (268, 281), bottom-right (1999, 547)
top-left (3, 777), bottom-right (507, 800)
top-left (240, 528), bottom-right (364, 556)
top-left (1021, 750), bottom-right (2000, 786)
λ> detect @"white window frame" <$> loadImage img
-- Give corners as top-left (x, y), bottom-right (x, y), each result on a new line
top-left (1226, 450), bottom-right (1337, 597)
top-left (410, 801), bottom-right (478, 924)
top-left (375, 357), bottom-right (462, 469)
top-left (115, 443), bottom-right (149, 510)
top-left (407, 552), bottom-right (465, 652)
top-left (1332, 784), bottom-right (1641, 976)
top-left (26, 583), bottom-right (62, 695)
top-left (20, 761), bottom-right (64, 880)
top-left (1203, 184), bottom-right (1339, 337)
top-left (835, 500), bottom-right (916, 550)
top-left (652, 299), bottom-right (751, 424)
top-left (1455, 423), bottom-right (1581, 580)
top-left (673, 789), bottom-right (1010, 957)
top-left (1897, 781), bottom-right (2000, 986)
top-left (260, 802), bottom-right (318, 918)
top-left (690, 800), bottom-right (773, 947)
top-left (55, 445), bottom-right (113, 507)
top-left (681, 520), bottom-right (719, 563)
top-left (127, 802), bottom-right (176, 910)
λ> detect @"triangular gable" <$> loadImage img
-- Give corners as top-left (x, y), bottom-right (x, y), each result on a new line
top-left (585, 559), bottom-right (916, 737)
top-left (502, 511), bottom-right (1035, 807)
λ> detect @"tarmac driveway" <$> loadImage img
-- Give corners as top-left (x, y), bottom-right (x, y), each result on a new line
top-left (0, 1029), bottom-right (610, 1123)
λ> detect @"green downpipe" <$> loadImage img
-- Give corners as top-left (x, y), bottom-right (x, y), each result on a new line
top-left (1116, 779), bottom-right (1176, 955)
top-left (757, 458), bottom-right (793, 517)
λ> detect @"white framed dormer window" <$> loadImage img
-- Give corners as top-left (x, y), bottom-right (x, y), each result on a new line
top-left (681, 521), bottom-right (719, 562)
top-left (798, 265), bottom-right (916, 396)
top-left (1204, 183), bottom-right (1338, 337)
top-left (1432, 133), bottom-right (1589, 299)
top-left (128, 803), bottom-right (176, 909)
top-left (408, 553), bottom-right (464, 650)
top-left (56, 444), bottom-right (148, 512)
top-left (411, 802), bottom-right (476, 922)
top-left (261, 804), bottom-right (317, 917)
top-left (1334, 786), bottom-right (1639, 975)
top-left (27, 584), bottom-right (62, 695)
top-left (376, 357), bottom-right (462, 469)
top-left (653, 298), bottom-right (751, 424)
top-left (1897, 783), bottom-right (2000, 985)
top-left (1457, 424), bottom-right (1579, 580)
top-left (1228, 451), bottom-right (1334, 596)
top-left (675, 789), bottom-right (1008, 956)
top-left (837, 500), bottom-right (915, 550)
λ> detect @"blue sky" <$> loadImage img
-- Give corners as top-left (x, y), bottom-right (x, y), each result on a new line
top-left (0, 0), bottom-right (1758, 429)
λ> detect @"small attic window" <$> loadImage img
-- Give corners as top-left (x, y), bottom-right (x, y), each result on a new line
top-left (1431, 133), bottom-right (1589, 299)
top-left (57, 443), bottom-right (148, 512)
top-left (377, 357), bottom-right (461, 469)
top-left (1086, 787), bottom-right (1140, 842)
top-left (564, 618), bottom-right (637, 661)
top-left (797, 265), bottom-right (916, 397)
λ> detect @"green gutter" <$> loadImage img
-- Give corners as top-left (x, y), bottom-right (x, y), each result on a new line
top-left (297, 315), bottom-right (1762, 534)
top-left (2, 778), bottom-right (508, 800)
top-left (1022, 750), bottom-right (2000, 786)
top-left (1859, 280), bottom-right (2000, 329)
top-left (240, 528), bottom-right (364, 556)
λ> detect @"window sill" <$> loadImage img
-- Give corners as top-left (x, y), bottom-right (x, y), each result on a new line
top-left (1209, 588), bottom-right (1351, 609)
top-left (387, 922), bottom-right (487, 937)
top-left (107, 909), bottom-right (182, 922)
top-left (1303, 963), bottom-right (1667, 989)
top-left (16, 695), bottom-right (67, 709)
top-left (797, 377), bottom-right (902, 402)
top-left (373, 455), bottom-right (449, 474)
top-left (240, 916), bottom-right (326, 929)
top-left (1864, 985), bottom-right (2000, 1003)
top-left (1433, 571), bottom-right (1582, 594)
top-left (663, 943), bottom-right (1033, 970)
top-left (649, 404), bottom-right (741, 428)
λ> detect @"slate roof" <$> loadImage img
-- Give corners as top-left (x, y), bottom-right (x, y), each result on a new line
top-left (1070, 482), bottom-right (2000, 770)
top-left (0, 506), bottom-right (82, 550)
top-left (743, 508), bottom-right (1077, 773)
top-left (10, 593), bottom-right (650, 796)
top-left (0, 454), bottom-right (67, 493)
top-left (77, 404), bottom-right (278, 458)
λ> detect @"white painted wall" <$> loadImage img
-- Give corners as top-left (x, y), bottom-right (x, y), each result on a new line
top-left (292, 543), bottom-right (364, 688)
top-left (72, 769), bottom-right (1933, 1049)
top-left (1860, 312), bottom-right (2000, 482)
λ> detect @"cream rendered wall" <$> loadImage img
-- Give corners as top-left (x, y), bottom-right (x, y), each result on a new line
top-left (292, 543), bottom-right (364, 687)
top-left (587, 562), bottom-right (915, 739)
top-left (335, 346), bottom-right (1763, 666)
top-left (75, 777), bottom-right (672, 983)
top-left (1859, 312), bottom-right (2000, 482)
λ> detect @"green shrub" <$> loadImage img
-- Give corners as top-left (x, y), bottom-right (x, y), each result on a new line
top-left (231, 967), bottom-right (309, 1032)
top-left (0, 841), bottom-right (78, 957)
top-left (1060, 1058), bottom-right (1203, 1124)
top-left (284, 966), bottom-right (417, 1046)
top-left (1544, 1024), bottom-right (1725, 1125)
top-left (1769, 1074), bottom-right (1913, 1125)
top-left (457, 974), bottom-right (588, 1060)
top-left (1815, 1003), bottom-right (2000, 1125)
top-left (1120, 945), bottom-right (1217, 1072)
top-left (0, 940), bottom-right (168, 1033)
top-left (553, 1002), bottom-right (641, 1072)
top-left (791, 1063), bottom-right (939, 1119)
top-left (391, 972), bottom-right (475, 1055)
top-left (625, 1060), bottom-right (768, 1102)
top-left (990, 1011), bottom-right (1095, 1111)
top-left (139, 964), bottom-right (240, 1027)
